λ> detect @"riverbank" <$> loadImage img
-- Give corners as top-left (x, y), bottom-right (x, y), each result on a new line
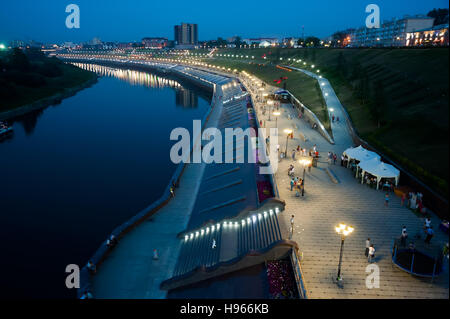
top-left (0, 73), bottom-right (98, 121)
top-left (0, 48), bottom-right (98, 120)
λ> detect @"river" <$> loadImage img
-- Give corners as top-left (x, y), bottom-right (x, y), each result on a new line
top-left (0, 63), bottom-right (211, 298)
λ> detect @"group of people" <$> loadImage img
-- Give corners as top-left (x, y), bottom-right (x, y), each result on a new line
top-left (365, 238), bottom-right (376, 263)
top-left (331, 114), bottom-right (340, 123)
top-left (289, 175), bottom-right (304, 197)
top-left (399, 219), bottom-right (435, 247)
top-left (327, 151), bottom-right (338, 165)
top-left (403, 191), bottom-right (426, 214)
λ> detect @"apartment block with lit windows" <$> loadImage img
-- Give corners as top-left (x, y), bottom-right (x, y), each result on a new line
top-left (349, 15), bottom-right (435, 47)
top-left (406, 24), bottom-right (449, 46)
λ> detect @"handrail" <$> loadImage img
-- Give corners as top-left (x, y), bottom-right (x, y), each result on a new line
top-left (160, 239), bottom-right (298, 290)
top-left (76, 61), bottom-right (219, 298)
top-left (290, 247), bottom-right (308, 299)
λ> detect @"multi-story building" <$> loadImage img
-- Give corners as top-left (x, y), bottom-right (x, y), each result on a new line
top-left (406, 23), bottom-right (449, 46)
top-left (242, 38), bottom-right (279, 46)
top-left (174, 23), bottom-right (198, 45)
top-left (142, 37), bottom-right (168, 49)
top-left (349, 15), bottom-right (435, 47)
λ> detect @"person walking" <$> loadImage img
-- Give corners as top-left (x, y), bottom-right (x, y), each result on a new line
top-left (424, 227), bottom-right (434, 244)
top-left (333, 153), bottom-right (337, 165)
top-left (424, 217), bottom-right (432, 229)
top-left (289, 215), bottom-right (295, 239)
top-left (368, 244), bottom-right (375, 263)
top-left (384, 192), bottom-right (389, 207)
top-left (365, 238), bottom-right (371, 257)
top-left (401, 193), bottom-right (406, 207)
top-left (292, 149), bottom-right (296, 161)
top-left (300, 179), bottom-right (305, 197)
top-left (290, 178), bottom-right (295, 191)
top-left (401, 226), bottom-right (408, 246)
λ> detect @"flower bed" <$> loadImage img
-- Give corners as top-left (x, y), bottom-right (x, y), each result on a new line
top-left (266, 260), bottom-right (298, 299)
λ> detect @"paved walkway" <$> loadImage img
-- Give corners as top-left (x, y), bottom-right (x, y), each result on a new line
top-left (90, 85), bottom-right (226, 298)
top-left (243, 72), bottom-right (449, 299)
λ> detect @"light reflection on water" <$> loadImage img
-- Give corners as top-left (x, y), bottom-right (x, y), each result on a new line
top-left (72, 63), bottom-right (182, 89)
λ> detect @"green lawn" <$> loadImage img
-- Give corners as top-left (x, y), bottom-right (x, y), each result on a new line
top-left (196, 58), bottom-right (331, 134)
top-left (197, 47), bottom-right (449, 197)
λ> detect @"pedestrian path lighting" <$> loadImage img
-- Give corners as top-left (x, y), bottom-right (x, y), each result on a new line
top-left (335, 224), bottom-right (354, 282)
top-left (273, 111), bottom-right (281, 128)
top-left (299, 158), bottom-right (312, 191)
top-left (267, 100), bottom-right (274, 121)
top-left (284, 128), bottom-right (293, 157)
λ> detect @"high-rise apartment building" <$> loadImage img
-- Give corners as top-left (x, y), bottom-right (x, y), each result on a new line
top-left (174, 23), bottom-right (198, 45)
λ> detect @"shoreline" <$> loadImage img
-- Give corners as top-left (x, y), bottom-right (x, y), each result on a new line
top-left (0, 74), bottom-right (98, 121)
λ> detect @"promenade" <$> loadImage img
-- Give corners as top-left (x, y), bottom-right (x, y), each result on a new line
top-left (244, 71), bottom-right (449, 299)
top-left (90, 84), bottom-right (226, 298)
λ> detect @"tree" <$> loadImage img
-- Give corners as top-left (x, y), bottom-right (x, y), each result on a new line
top-left (427, 8), bottom-right (449, 26)
top-left (216, 37), bottom-right (227, 46)
top-left (331, 31), bottom-right (348, 47)
top-left (234, 36), bottom-right (243, 48)
top-left (305, 36), bottom-right (320, 47)
top-left (8, 48), bottom-right (30, 71)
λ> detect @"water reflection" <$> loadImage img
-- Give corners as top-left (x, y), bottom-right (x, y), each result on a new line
top-left (73, 63), bottom-right (200, 108)
top-left (176, 89), bottom-right (198, 108)
top-left (72, 63), bottom-right (182, 89)
top-left (7, 108), bottom-right (44, 136)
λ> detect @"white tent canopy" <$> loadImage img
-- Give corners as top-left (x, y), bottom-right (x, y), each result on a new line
top-left (358, 157), bottom-right (400, 189)
top-left (343, 145), bottom-right (380, 164)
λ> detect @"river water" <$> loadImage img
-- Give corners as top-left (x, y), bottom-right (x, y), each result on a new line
top-left (0, 64), bottom-right (211, 298)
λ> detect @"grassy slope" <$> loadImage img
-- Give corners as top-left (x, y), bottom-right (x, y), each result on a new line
top-left (0, 55), bottom-right (96, 112)
top-left (206, 48), bottom-right (449, 196)
top-left (198, 58), bottom-right (331, 133)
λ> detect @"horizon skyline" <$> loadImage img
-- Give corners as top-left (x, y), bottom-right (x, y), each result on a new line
top-left (1, 0), bottom-right (448, 44)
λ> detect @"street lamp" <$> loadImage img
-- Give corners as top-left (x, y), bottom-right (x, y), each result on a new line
top-left (283, 128), bottom-right (293, 157)
top-left (335, 224), bottom-right (354, 282)
top-left (299, 158), bottom-right (312, 195)
top-left (273, 111), bottom-right (280, 128)
top-left (267, 100), bottom-right (274, 121)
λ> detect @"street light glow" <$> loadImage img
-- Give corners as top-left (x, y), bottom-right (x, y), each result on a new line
top-left (335, 224), bottom-right (354, 236)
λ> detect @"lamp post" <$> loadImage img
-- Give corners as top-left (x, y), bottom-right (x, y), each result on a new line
top-left (267, 100), bottom-right (274, 121)
top-left (273, 111), bottom-right (280, 128)
top-left (335, 224), bottom-right (354, 282)
top-left (299, 158), bottom-right (312, 195)
top-left (284, 128), bottom-right (293, 158)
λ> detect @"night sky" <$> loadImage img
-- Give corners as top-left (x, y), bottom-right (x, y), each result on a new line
top-left (0, 0), bottom-right (448, 43)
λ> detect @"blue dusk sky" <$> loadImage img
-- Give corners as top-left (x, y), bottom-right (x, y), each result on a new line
top-left (0, 0), bottom-right (448, 43)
